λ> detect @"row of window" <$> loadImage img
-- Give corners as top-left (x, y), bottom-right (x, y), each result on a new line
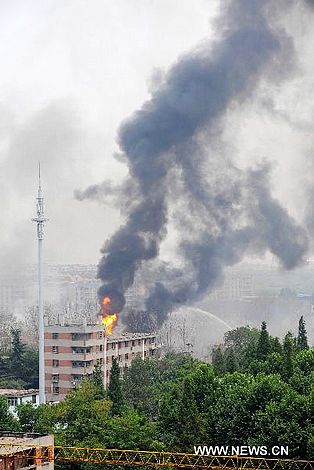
top-left (51, 332), bottom-right (93, 341)
top-left (51, 349), bottom-right (155, 368)
top-left (50, 332), bottom-right (155, 347)
top-left (51, 342), bottom-right (155, 355)
top-left (7, 395), bottom-right (37, 406)
top-left (72, 360), bottom-right (92, 368)
top-left (51, 374), bottom-right (84, 383)
top-left (52, 346), bottom-right (93, 354)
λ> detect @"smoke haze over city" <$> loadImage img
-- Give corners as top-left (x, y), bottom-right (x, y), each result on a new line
top-left (0, 1), bottom-right (313, 326)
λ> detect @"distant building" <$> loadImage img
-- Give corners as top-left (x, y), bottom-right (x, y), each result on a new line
top-left (208, 274), bottom-right (253, 300)
top-left (0, 389), bottom-right (39, 415)
top-left (124, 275), bottom-right (146, 310)
top-left (44, 322), bottom-right (158, 402)
top-left (0, 432), bottom-right (54, 469)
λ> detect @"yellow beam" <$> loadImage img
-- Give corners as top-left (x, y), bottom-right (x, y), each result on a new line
top-left (0, 443), bottom-right (313, 470)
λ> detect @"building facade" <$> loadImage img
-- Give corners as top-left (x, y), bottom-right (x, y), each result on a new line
top-left (44, 322), bottom-right (158, 402)
top-left (0, 389), bottom-right (39, 415)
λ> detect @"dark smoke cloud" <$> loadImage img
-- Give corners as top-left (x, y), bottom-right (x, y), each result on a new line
top-left (86, 0), bottom-right (309, 326)
top-left (247, 163), bottom-right (309, 269)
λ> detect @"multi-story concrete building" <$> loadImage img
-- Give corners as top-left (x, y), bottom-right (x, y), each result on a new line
top-left (44, 322), bottom-right (158, 402)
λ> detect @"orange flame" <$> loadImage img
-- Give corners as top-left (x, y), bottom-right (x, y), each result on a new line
top-left (102, 313), bottom-right (117, 336)
top-left (101, 296), bottom-right (117, 336)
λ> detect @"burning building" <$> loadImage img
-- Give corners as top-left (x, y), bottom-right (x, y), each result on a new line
top-left (44, 318), bottom-right (158, 402)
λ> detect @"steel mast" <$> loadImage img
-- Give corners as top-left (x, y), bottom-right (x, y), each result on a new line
top-left (32, 163), bottom-right (49, 404)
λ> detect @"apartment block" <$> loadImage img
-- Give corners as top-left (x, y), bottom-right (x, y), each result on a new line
top-left (44, 322), bottom-right (158, 402)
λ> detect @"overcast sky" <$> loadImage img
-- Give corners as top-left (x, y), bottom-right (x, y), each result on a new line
top-left (0, 0), bottom-right (313, 267)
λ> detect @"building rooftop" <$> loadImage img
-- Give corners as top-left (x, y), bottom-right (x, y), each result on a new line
top-left (109, 331), bottom-right (157, 341)
top-left (45, 322), bottom-right (157, 340)
top-left (0, 388), bottom-right (38, 397)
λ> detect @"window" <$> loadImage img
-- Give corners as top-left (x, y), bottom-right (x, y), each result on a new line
top-left (100, 344), bottom-right (103, 352)
top-left (132, 340), bottom-right (135, 347)
top-left (118, 342), bottom-right (121, 349)
top-left (52, 374), bottom-right (59, 383)
top-left (32, 395), bottom-right (37, 404)
top-left (118, 355), bottom-right (122, 362)
top-left (72, 333), bottom-right (85, 341)
top-left (8, 397), bottom-right (18, 406)
top-left (53, 360), bottom-right (59, 367)
top-left (124, 340), bottom-right (128, 347)
top-left (52, 346), bottom-right (59, 354)
top-left (72, 347), bottom-right (84, 354)
top-left (52, 386), bottom-right (60, 395)
top-left (72, 360), bottom-right (92, 368)
top-left (111, 343), bottom-right (115, 350)
top-left (72, 346), bottom-right (92, 354)
top-left (72, 374), bottom-right (83, 382)
top-left (52, 332), bottom-right (59, 340)
top-left (72, 361), bottom-right (85, 368)
top-left (98, 331), bottom-right (103, 339)
top-left (125, 353), bottom-right (129, 360)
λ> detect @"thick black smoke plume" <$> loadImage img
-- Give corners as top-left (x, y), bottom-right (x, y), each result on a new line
top-left (81, 0), bottom-right (309, 326)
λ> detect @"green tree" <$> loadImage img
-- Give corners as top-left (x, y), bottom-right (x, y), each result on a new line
top-left (297, 316), bottom-right (309, 351)
top-left (283, 332), bottom-right (294, 381)
top-left (213, 372), bottom-right (255, 444)
top-left (271, 336), bottom-right (282, 354)
top-left (158, 353), bottom-right (200, 382)
top-left (91, 363), bottom-right (105, 399)
top-left (223, 326), bottom-right (259, 370)
top-left (0, 377), bottom-right (25, 389)
top-left (212, 346), bottom-right (225, 375)
top-left (158, 364), bottom-right (215, 450)
top-left (123, 357), bottom-right (160, 418)
top-left (10, 328), bottom-right (25, 379)
top-left (21, 348), bottom-right (39, 388)
top-left (0, 396), bottom-right (18, 431)
top-left (17, 402), bottom-right (37, 432)
top-left (108, 357), bottom-right (123, 416)
top-left (252, 390), bottom-right (311, 458)
top-left (109, 409), bottom-right (159, 450)
top-left (290, 349), bottom-right (314, 395)
top-left (224, 349), bottom-right (237, 373)
top-left (257, 321), bottom-right (271, 360)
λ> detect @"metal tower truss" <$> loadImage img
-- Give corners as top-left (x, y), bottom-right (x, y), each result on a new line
top-left (0, 444), bottom-right (313, 470)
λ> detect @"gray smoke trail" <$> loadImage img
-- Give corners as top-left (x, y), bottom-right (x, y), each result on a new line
top-left (94, 0), bottom-right (308, 323)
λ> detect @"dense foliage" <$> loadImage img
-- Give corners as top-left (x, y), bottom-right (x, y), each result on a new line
top-left (0, 328), bottom-right (38, 389)
top-left (0, 318), bottom-right (312, 468)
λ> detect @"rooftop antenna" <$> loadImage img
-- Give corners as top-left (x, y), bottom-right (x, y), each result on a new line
top-left (32, 162), bottom-right (49, 404)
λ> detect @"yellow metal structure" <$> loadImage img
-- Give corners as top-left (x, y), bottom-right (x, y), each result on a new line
top-left (0, 443), bottom-right (313, 469)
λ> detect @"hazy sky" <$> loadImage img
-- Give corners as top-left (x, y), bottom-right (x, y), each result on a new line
top-left (0, 0), bottom-right (313, 266)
